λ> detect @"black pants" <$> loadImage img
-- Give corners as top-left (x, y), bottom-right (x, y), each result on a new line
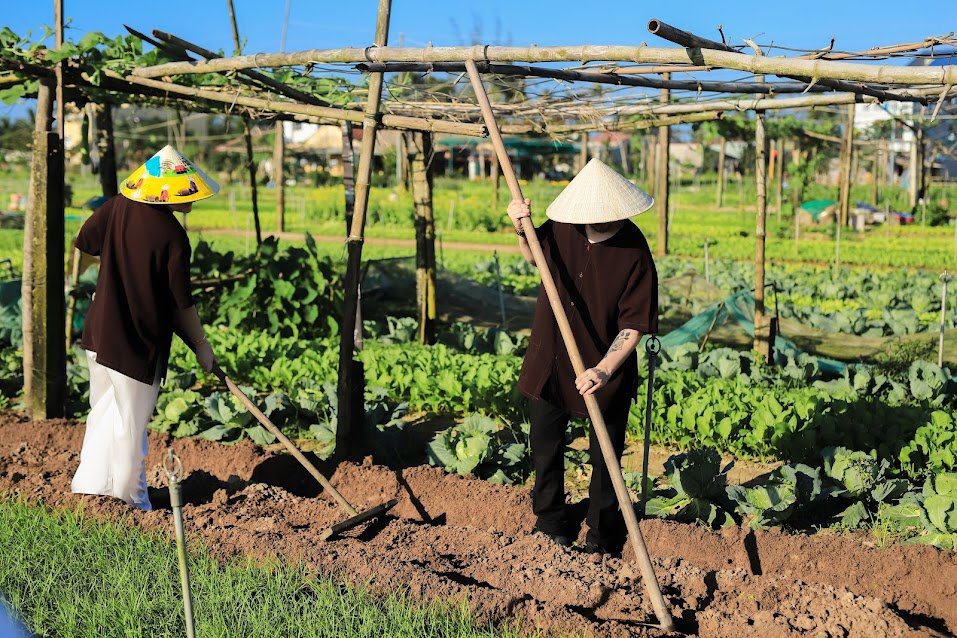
top-left (529, 383), bottom-right (629, 547)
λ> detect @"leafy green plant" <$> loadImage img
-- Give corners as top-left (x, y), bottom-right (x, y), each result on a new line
top-left (822, 447), bottom-right (909, 528)
top-left (727, 463), bottom-right (822, 528)
top-left (426, 414), bottom-right (528, 485)
top-left (645, 449), bottom-right (735, 528)
top-left (883, 472), bottom-right (957, 550)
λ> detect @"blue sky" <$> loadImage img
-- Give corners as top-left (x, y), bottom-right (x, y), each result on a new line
top-left (3, 0), bottom-right (954, 119)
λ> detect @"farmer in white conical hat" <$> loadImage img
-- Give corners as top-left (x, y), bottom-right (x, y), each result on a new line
top-left (71, 145), bottom-right (220, 510)
top-left (508, 158), bottom-right (659, 556)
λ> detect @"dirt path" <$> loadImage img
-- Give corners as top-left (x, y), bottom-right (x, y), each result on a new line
top-left (1, 415), bottom-right (953, 637)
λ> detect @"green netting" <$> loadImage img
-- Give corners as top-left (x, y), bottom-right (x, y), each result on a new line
top-left (798, 199), bottom-right (836, 221)
top-left (651, 290), bottom-right (847, 376)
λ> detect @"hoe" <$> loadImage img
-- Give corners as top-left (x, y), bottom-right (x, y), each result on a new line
top-left (212, 366), bottom-right (398, 540)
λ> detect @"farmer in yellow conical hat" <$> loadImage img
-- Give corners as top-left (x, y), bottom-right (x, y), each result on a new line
top-left (71, 145), bottom-right (220, 510)
top-left (508, 158), bottom-right (659, 556)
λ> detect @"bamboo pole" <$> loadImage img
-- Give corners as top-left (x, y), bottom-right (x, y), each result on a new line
top-left (54, 0), bottom-right (64, 139)
top-left (465, 57), bottom-right (675, 633)
top-left (357, 61), bottom-right (832, 94)
top-left (406, 131), bottom-right (436, 345)
top-left (113, 73), bottom-right (487, 137)
top-left (872, 146), bottom-right (881, 206)
top-left (646, 19), bottom-right (927, 104)
top-left (28, 129), bottom-right (66, 417)
top-left (838, 104), bottom-right (856, 231)
top-left (152, 29), bottom-right (333, 107)
top-left (546, 111), bottom-right (720, 134)
top-left (227, 0), bottom-right (263, 246)
top-left (22, 79), bottom-right (53, 400)
top-left (775, 139), bottom-right (785, 221)
top-left (274, 120), bottom-right (285, 231)
top-left (337, 0), bottom-right (392, 457)
top-left (491, 152), bottom-right (500, 218)
top-left (133, 44), bottom-right (957, 88)
top-left (716, 137), bottom-right (726, 208)
top-left (656, 74), bottom-right (670, 257)
top-left (754, 86), bottom-right (770, 361)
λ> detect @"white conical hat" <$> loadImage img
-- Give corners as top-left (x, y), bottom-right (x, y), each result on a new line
top-left (545, 158), bottom-right (654, 224)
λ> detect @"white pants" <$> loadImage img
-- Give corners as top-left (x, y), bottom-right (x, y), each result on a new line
top-left (71, 350), bottom-right (161, 511)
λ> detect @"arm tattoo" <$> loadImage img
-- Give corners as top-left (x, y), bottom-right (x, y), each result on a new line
top-left (606, 330), bottom-right (632, 356)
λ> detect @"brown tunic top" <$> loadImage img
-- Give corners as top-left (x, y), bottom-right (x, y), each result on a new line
top-left (517, 220), bottom-right (658, 420)
top-left (77, 195), bottom-right (194, 384)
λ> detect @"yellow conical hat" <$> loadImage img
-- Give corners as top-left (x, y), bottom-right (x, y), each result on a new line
top-left (120, 145), bottom-right (219, 204)
top-left (546, 158), bottom-right (654, 224)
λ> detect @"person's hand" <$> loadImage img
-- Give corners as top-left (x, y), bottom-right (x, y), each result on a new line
top-left (507, 198), bottom-right (531, 233)
top-left (575, 366), bottom-right (609, 396)
top-left (195, 339), bottom-right (217, 373)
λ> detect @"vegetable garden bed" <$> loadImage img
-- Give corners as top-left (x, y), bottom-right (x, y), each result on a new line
top-left (0, 416), bottom-right (953, 637)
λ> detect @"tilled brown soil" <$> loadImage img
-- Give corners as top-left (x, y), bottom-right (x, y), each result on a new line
top-left (1, 414), bottom-right (954, 637)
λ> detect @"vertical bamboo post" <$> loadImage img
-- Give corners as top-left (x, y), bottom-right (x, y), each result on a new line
top-left (227, 0), bottom-right (262, 246)
top-left (775, 139), bottom-right (785, 223)
top-left (656, 74), bottom-right (670, 257)
top-left (490, 152), bottom-right (500, 218)
top-left (716, 136), bottom-right (726, 208)
top-left (28, 129), bottom-right (66, 417)
top-left (908, 127), bottom-right (920, 211)
top-left (336, 0), bottom-right (391, 456)
top-left (22, 79), bottom-right (53, 399)
top-left (754, 104), bottom-right (770, 361)
top-left (578, 132), bottom-right (588, 170)
top-left (836, 103), bottom-right (855, 269)
top-left (939, 272), bottom-right (951, 368)
top-left (274, 120), bottom-right (285, 232)
top-left (407, 131), bottom-right (436, 345)
top-left (94, 103), bottom-right (118, 197)
top-left (466, 58), bottom-right (675, 633)
top-left (871, 146), bottom-right (881, 207)
top-left (54, 0), bottom-right (64, 141)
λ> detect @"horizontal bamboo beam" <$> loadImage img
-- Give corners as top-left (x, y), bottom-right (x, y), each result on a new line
top-left (111, 71), bottom-right (488, 136)
top-left (646, 19), bottom-right (927, 103)
top-left (152, 29), bottom-right (334, 106)
top-left (801, 128), bottom-right (880, 145)
top-left (537, 111), bottom-right (722, 133)
top-left (796, 34), bottom-right (957, 60)
top-left (131, 44), bottom-right (957, 87)
top-left (357, 61), bottom-right (829, 94)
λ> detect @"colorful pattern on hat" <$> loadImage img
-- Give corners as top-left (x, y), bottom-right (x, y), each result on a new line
top-left (120, 145), bottom-right (219, 204)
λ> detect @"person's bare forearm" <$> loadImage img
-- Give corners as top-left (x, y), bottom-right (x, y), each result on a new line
top-left (173, 306), bottom-right (207, 350)
top-left (596, 329), bottom-right (640, 376)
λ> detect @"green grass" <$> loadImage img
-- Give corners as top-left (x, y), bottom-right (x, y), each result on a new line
top-left (0, 498), bottom-right (525, 638)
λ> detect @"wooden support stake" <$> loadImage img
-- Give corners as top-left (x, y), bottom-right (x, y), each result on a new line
top-left (836, 103), bottom-right (855, 268)
top-left (465, 58), bottom-right (675, 634)
top-left (337, 0), bottom-right (392, 457)
top-left (274, 120), bottom-right (285, 232)
top-left (716, 136), bottom-right (726, 208)
top-left (754, 77), bottom-right (771, 361)
top-left (28, 129), bottom-right (66, 417)
top-left (93, 103), bottom-right (118, 197)
top-left (656, 74), bottom-right (670, 257)
top-left (22, 79), bottom-right (53, 400)
top-left (227, 0), bottom-right (263, 246)
top-left (406, 130), bottom-right (436, 345)
top-left (775, 139), bottom-right (785, 222)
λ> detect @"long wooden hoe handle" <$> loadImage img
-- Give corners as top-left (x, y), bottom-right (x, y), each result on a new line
top-left (213, 366), bottom-right (358, 516)
top-left (464, 59), bottom-right (675, 632)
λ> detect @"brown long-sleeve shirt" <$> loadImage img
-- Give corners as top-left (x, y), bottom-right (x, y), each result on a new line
top-left (77, 195), bottom-right (194, 384)
top-left (517, 220), bottom-right (658, 420)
